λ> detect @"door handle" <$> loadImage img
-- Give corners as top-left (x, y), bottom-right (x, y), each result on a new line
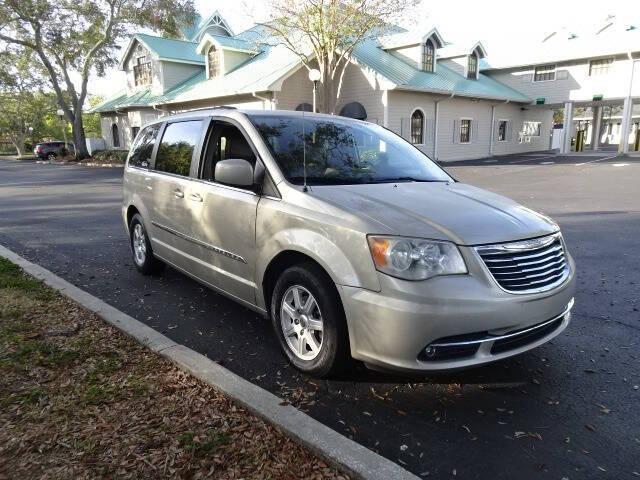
top-left (173, 189), bottom-right (184, 199)
top-left (189, 192), bottom-right (203, 202)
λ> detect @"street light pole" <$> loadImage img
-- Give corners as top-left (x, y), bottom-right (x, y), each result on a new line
top-left (308, 69), bottom-right (321, 113)
top-left (56, 108), bottom-right (68, 155)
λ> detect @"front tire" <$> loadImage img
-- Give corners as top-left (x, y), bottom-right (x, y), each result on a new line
top-left (129, 213), bottom-right (164, 275)
top-left (46, 152), bottom-right (57, 161)
top-left (271, 263), bottom-right (350, 377)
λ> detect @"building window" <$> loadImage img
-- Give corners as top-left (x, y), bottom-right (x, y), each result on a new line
top-left (589, 58), bottom-right (614, 76)
top-left (422, 40), bottom-right (435, 73)
top-left (523, 121), bottom-right (541, 136)
top-left (460, 119), bottom-right (472, 143)
top-left (534, 64), bottom-right (556, 82)
top-left (467, 54), bottom-right (478, 79)
top-left (498, 120), bottom-right (508, 141)
top-left (112, 123), bottom-right (120, 148)
top-left (133, 56), bottom-right (152, 87)
top-left (207, 45), bottom-right (220, 78)
top-left (411, 110), bottom-right (424, 144)
top-left (131, 126), bottom-right (140, 140)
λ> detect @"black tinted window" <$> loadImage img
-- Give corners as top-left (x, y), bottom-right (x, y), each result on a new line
top-left (129, 124), bottom-right (160, 168)
top-left (155, 120), bottom-right (202, 176)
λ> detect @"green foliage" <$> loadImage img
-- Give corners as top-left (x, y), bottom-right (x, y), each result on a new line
top-left (90, 149), bottom-right (129, 164)
top-left (0, 0), bottom-right (197, 158)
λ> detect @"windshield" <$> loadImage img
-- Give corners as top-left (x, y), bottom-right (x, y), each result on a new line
top-left (248, 114), bottom-right (452, 185)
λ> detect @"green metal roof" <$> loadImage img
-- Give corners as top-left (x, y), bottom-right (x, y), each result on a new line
top-left (352, 39), bottom-right (530, 103)
top-left (202, 33), bottom-right (258, 53)
top-left (134, 34), bottom-right (204, 64)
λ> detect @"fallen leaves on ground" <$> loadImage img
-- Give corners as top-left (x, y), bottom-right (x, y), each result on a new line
top-left (0, 258), bottom-right (348, 479)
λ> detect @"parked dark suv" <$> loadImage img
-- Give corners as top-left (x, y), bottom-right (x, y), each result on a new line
top-left (34, 142), bottom-right (75, 161)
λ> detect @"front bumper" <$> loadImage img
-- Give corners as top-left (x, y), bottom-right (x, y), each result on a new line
top-left (339, 247), bottom-right (576, 372)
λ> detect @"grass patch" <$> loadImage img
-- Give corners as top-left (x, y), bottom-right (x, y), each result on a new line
top-left (0, 257), bottom-right (346, 479)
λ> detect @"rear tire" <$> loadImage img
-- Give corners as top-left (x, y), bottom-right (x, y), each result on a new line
top-left (129, 213), bottom-right (165, 275)
top-left (46, 153), bottom-right (56, 162)
top-left (271, 262), bottom-right (350, 377)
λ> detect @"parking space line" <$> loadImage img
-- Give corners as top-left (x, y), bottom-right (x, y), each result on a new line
top-left (509, 154), bottom-right (557, 164)
top-left (575, 154), bottom-right (619, 166)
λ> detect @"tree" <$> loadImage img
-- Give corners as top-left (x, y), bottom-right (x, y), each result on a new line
top-left (260, 0), bottom-right (418, 114)
top-left (0, 0), bottom-right (196, 158)
top-left (0, 46), bottom-right (56, 156)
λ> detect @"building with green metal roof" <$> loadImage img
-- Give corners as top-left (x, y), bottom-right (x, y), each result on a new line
top-left (92, 11), bottom-right (640, 160)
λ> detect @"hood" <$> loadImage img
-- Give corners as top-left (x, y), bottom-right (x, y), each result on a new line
top-left (308, 182), bottom-right (558, 245)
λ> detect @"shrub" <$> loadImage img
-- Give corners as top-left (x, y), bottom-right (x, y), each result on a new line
top-left (89, 149), bottom-right (129, 164)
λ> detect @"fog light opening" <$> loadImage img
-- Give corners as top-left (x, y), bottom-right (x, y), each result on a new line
top-left (424, 346), bottom-right (437, 358)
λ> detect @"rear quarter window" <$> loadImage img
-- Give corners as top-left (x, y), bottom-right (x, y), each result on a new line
top-left (128, 124), bottom-right (160, 168)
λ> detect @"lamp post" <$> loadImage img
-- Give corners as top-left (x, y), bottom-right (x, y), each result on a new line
top-left (308, 69), bottom-right (321, 113)
top-left (56, 108), bottom-right (68, 155)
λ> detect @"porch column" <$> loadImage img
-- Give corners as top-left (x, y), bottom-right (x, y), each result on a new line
top-left (562, 102), bottom-right (573, 154)
top-left (591, 106), bottom-right (602, 151)
top-left (618, 97), bottom-right (633, 154)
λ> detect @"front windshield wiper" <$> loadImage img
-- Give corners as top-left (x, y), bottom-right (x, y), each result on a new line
top-left (367, 177), bottom-right (449, 183)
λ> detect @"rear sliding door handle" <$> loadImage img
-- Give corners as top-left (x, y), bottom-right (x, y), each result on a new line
top-left (173, 189), bottom-right (184, 199)
top-left (189, 193), bottom-right (203, 202)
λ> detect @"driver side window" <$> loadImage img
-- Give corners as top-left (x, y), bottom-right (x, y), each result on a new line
top-left (200, 121), bottom-right (257, 185)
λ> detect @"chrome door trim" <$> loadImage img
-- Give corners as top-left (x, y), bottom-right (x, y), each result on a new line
top-left (151, 220), bottom-right (247, 264)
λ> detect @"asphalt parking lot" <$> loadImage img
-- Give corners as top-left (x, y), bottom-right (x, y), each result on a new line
top-left (1, 153), bottom-right (638, 479)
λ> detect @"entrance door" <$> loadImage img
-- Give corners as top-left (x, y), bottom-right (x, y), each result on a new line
top-left (186, 119), bottom-right (260, 305)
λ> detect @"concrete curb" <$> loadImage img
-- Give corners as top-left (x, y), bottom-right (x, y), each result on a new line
top-left (0, 244), bottom-right (418, 480)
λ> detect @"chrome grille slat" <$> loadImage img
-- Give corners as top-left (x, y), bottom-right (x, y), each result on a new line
top-left (490, 257), bottom-right (565, 274)
top-left (481, 244), bottom-right (563, 262)
top-left (476, 233), bottom-right (569, 294)
top-left (485, 252), bottom-right (564, 269)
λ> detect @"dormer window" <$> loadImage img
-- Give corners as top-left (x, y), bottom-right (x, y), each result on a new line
top-left (207, 45), bottom-right (220, 78)
top-left (422, 39), bottom-right (435, 73)
top-left (467, 53), bottom-right (478, 79)
top-left (133, 54), bottom-right (152, 87)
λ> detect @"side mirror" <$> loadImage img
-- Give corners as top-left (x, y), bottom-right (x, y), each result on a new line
top-left (215, 158), bottom-right (254, 187)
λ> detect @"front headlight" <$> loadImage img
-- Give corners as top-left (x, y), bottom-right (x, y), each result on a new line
top-left (367, 235), bottom-right (467, 280)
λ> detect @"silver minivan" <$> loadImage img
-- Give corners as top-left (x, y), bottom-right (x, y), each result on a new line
top-left (123, 108), bottom-right (576, 377)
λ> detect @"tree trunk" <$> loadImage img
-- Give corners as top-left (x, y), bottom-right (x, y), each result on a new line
top-left (12, 132), bottom-right (26, 156)
top-left (72, 114), bottom-right (89, 159)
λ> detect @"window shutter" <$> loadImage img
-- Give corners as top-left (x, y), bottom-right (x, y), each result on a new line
top-left (522, 73), bottom-right (533, 83)
top-left (424, 119), bottom-right (432, 144)
top-left (507, 121), bottom-right (513, 141)
top-left (453, 120), bottom-right (459, 144)
top-left (556, 70), bottom-right (569, 80)
top-left (400, 117), bottom-right (408, 140)
top-left (471, 120), bottom-right (478, 142)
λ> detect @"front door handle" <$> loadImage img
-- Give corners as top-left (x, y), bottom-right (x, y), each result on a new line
top-left (189, 192), bottom-right (203, 202)
top-left (173, 189), bottom-right (184, 199)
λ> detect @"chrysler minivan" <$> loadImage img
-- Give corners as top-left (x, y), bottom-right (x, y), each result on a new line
top-left (123, 108), bottom-right (575, 377)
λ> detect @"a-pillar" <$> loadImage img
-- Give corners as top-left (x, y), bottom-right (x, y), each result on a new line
top-left (562, 102), bottom-right (573, 154)
top-left (618, 97), bottom-right (633, 154)
top-left (591, 106), bottom-right (602, 150)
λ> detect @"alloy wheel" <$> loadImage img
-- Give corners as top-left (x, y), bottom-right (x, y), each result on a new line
top-left (280, 285), bottom-right (324, 360)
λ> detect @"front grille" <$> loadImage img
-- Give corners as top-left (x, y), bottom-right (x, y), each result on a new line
top-left (476, 233), bottom-right (569, 293)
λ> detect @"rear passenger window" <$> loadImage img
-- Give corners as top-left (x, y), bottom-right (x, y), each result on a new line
top-left (129, 124), bottom-right (160, 168)
top-left (155, 120), bottom-right (203, 176)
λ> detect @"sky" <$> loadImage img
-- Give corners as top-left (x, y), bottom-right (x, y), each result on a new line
top-left (88, 0), bottom-right (635, 98)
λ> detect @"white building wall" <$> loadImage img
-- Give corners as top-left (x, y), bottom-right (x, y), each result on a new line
top-left (276, 66), bottom-right (314, 111)
top-left (124, 42), bottom-right (163, 96)
top-left (335, 63), bottom-right (384, 124)
top-left (486, 55), bottom-right (640, 104)
top-left (100, 113), bottom-right (130, 149)
top-left (160, 62), bottom-right (203, 93)
top-left (387, 91), bottom-right (553, 161)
